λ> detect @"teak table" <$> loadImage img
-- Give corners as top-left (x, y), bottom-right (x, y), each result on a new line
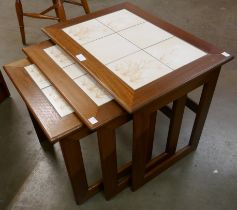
top-left (3, 2), bottom-right (233, 205)
top-left (41, 2), bottom-right (233, 190)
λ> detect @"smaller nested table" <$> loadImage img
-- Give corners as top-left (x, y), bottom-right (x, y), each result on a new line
top-left (4, 59), bottom-right (132, 204)
top-left (0, 71), bottom-right (10, 103)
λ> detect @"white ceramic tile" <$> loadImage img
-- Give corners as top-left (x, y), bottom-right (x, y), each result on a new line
top-left (42, 86), bottom-right (74, 117)
top-left (119, 22), bottom-right (173, 49)
top-left (145, 37), bottom-right (207, 69)
top-left (25, 64), bottom-right (51, 89)
top-left (97, 9), bottom-right (145, 32)
top-left (62, 63), bottom-right (86, 79)
top-left (63, 19), bottom-right (114, 45)
top-left (44, 45), bottom-right (74, 68)
top-left (74, 74), bottom-right (113, 106)
top-left (107, 51), bottom-right (172, 90)
top-left (83, 34), bottom-right (139, 64)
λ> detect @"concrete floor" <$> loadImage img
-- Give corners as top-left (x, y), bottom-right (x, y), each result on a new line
top-left (0, 0), bottom-right (237, 209)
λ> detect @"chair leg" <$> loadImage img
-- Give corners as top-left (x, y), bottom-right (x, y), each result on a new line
top-left (15, 0), bottom-right (26, 45)
top-left (81, 0), bottom-right (90, 14)
top-left (54, 0), bottom-right (66, 22)
top-left (52, 0), bottom-right (59, 20)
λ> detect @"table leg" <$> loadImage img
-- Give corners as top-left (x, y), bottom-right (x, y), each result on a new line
top-left (146, 111), bottom-right (157, 162)
top-left (60, 115), bottom-right (131, 204)
top-left (59, 129), bottom-right (102, 204)
top-left (0, 71), bottom-right (10, 103)
top-left (97, 115), bottom-right (131, 200)
top-left (189, 67), bottom-right (221, 149)
top-left (132, 109), bottom-right (154, 190)
top-left (132, 95), bottom-right (190, 190)
top-left (28, 111), bottom-right (49, 143)
top-left (131, 67), bottom-right (221, 191)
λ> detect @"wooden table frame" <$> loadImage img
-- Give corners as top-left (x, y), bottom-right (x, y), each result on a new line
top-left (41, 2), bottom-right (233, 192)
top-left (3, 59), bottom-right (132, 204)
top-left (131, 66), bottom-right (221, 190)
top-left (0, 71), bottom-right (10, 103)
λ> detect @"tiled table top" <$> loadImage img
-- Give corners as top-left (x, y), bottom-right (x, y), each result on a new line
top-left (42, 2), bottom-right (231, 114)
top-left (25, 64), bottom-right (74, 117)
top-left (44, 45), bottom-right (113, 106)
top-left (62, 9), bottom-right (206, 90)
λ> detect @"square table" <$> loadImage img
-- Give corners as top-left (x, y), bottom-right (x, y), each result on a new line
top-left (39, 2), bottom-right (233, 190)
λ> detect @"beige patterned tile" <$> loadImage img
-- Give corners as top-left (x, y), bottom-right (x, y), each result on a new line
top-left (62, 19), bottom-right (114, 45)
top-left (25, 64), bottom-right (51, 89)
top-left (42, 86), bottom-right (74, 117)
top-left (97, 9), bottom-right (145, 32)
top-left (145, 37), bottom-right (207, 69)
top-left (44, 45), bottom-right (74, 68)
top-left (119, 22), bottom-right (173, 49)
top-left (62, 63), bottom-right (86, 79)
top-left (74, 74), bottom-right (113, 106)
top-left (83, 34), bottom-right (139, 64)
top-left (107, 51), bottom-right (172, 90)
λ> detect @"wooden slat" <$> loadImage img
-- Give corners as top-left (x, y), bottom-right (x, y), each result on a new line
top-left (23, 13), bottom-right (59, 20)
top-left (165, 95), bottom-right (187, 154)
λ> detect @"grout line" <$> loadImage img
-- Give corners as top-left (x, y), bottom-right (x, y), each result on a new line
top-left (72, 73), bottom-right (88, 81)
top-left (40, 84), bottom-right (52, 90)
top-left (62, 17), bottom-right (175, 70)
top-left (64, 19), bottom-right (116, 46)
top-left (104, 31), bottom-right (174, 70)
top-left (105, 49), bottom-right (142, 65)
top-left (77, 19), bottom-right (146, 46)
top-left (61, 62), bottom-right (76, 69)
top-left (142, 36), bottom-right (174, 50)
top-left (96, 17), bottom-right (146, 33)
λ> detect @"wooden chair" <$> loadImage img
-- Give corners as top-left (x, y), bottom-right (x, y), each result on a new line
top-left (15, 0), bottom-right (90, 44)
